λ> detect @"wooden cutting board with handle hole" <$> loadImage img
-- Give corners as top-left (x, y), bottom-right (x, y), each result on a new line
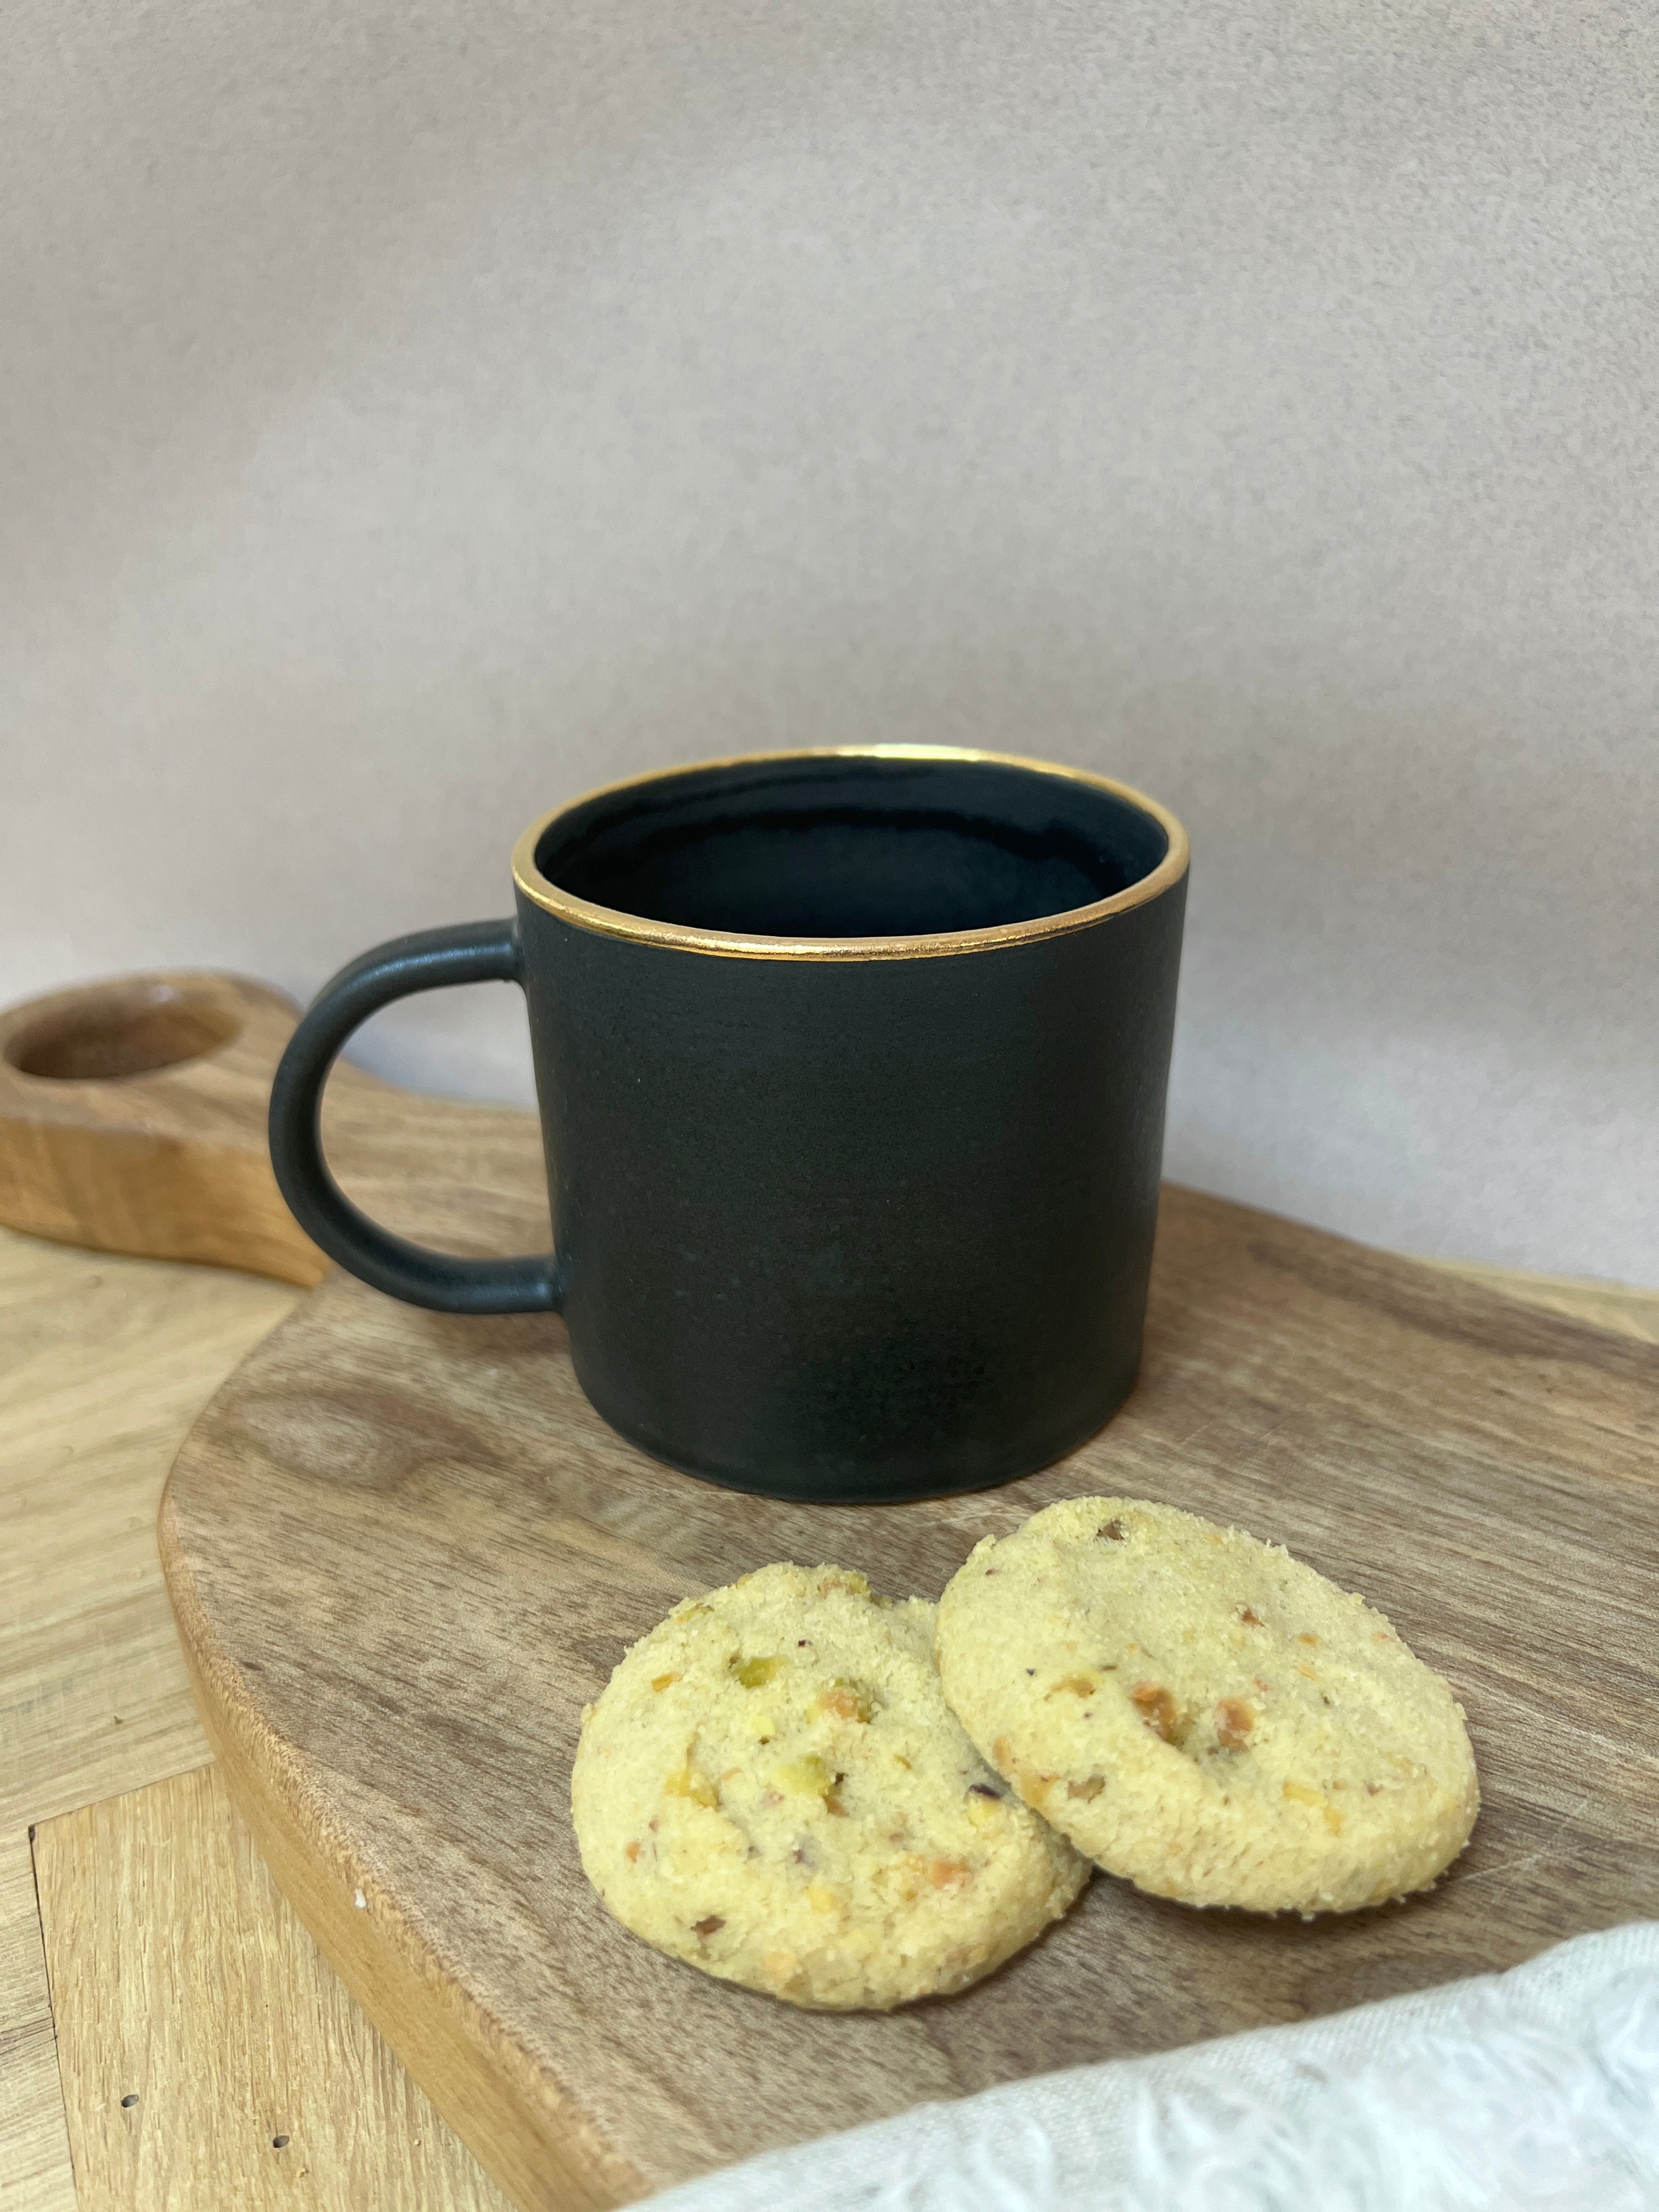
top-left (3, 969), bottom-right (1657, 2212)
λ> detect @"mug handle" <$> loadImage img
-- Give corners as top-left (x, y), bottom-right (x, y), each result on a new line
top-left (268, 920), bottom-right (565, 1315)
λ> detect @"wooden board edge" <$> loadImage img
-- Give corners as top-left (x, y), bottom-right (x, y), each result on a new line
top-left (156, 1474), bottom-right (648, 2212)
top-left (1423, 1251), bottom-right (1659, 1345)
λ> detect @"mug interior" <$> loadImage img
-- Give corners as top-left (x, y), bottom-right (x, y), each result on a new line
top-left (533, 754), bottom-right (1170, 939)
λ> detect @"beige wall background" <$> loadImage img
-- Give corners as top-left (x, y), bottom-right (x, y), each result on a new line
top-left (4, 1), bottom-right (1655, 1285)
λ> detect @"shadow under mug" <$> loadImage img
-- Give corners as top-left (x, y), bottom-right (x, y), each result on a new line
top-left (269, 747), bottom-right (1188, 1504)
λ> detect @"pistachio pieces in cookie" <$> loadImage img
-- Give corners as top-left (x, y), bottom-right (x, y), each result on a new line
top-left (935, 1498), bottom-right (1479, 1915)
top-left (572, 1563), bottom-right (1089, 2010)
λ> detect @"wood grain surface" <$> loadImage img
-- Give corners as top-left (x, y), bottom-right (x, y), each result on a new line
top-left (7, 1235), bottom-right (1652, 2212)
top-left (0, 969), bottom-right (550, 1295)
top-left (0, 975), bottom-right (328, 1285)
top-left (32, 1767), bottom-right (512, 2212)
top-left (0, 1223), bottom-right (504, 2212)
top-left (157, 1097), bottom-right (1659, 2211)
top-left (5, 969), bottom-right (1657, 2212)
top-left (0, 1828), bottom-right (76, 2212)
top-left (0, 1224), bottom-right (295, 1833)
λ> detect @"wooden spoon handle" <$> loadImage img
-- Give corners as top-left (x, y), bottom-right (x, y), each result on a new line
top-left (0, 972), bottom-right (328, 1285)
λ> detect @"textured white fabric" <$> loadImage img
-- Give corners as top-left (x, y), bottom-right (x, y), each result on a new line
top-left (3, 2), bottom-right (1657, 1284)
top-left (649, 1923), bottom-right (1659, 2211)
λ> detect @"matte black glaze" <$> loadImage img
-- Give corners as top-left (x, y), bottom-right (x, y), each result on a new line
top-left (268, 921), bottom-right (563, 1315)
top-left (269, 751), bottom-right (1187, 1504)
top-left (516, 890), bottom-right (1183, 1500)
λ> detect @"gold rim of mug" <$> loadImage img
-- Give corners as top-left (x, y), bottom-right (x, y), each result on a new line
top-left (510, 744), bottom-right (1190, 962)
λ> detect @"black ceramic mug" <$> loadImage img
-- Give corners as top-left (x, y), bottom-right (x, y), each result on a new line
top-left (269, 748), bottom-right (1188, 1504)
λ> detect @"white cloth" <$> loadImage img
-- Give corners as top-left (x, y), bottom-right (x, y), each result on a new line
top-left (650, 1923), bottom-right (1659, 2211)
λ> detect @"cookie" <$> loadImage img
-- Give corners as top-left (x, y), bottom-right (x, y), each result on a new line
top-left (934, 1497), bottom-right (1479, 1915)
top-left (571, 1563), bottom-right (1089, 2009)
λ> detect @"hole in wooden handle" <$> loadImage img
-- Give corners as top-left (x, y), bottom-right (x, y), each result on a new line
top-left (5, 985), bottom-right (243, 1081)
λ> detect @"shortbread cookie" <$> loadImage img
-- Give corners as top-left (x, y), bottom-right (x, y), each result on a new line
top-left (935, 1498), bottom-right (1479, 1915)
top-left (572, 1563), bottom-right (1089, 2009)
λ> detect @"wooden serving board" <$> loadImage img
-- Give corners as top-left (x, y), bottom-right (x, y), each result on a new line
top-left (6, 972), bottom-right (1658, 2212)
